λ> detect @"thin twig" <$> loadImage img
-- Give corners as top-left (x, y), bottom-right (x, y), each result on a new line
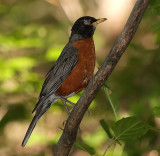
top-left (104, 85), bottom-right (118, 119)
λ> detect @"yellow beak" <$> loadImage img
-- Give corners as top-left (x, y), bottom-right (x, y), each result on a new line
top-left (91, 18), bottom-right (107, 26)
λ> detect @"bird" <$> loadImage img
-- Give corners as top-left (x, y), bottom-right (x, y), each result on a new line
top-left (22, 16), bottom-right (106, 147)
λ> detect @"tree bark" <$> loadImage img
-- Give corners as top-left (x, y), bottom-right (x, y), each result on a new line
top-left (54, 0), bottom-right (151, 155)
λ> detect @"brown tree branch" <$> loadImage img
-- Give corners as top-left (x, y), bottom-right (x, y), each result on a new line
top-left (54, 0), bottom-right (151, 155)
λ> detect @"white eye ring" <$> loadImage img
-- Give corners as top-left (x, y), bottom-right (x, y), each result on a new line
top-left (83, 19), bottom-right (90, 25)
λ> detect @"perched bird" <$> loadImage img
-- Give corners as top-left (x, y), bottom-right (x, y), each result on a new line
top-left (22, 16), bottom-right (106, 147)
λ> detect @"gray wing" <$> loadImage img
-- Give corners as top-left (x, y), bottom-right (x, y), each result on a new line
top-left (32, 42), bottom-right (78, 112)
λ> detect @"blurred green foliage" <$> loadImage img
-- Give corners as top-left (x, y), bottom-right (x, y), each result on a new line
top-left (0, 0), bottom-right (160, 156)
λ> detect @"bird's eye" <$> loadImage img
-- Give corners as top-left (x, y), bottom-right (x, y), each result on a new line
top-left (83, 19), bottom-right (90, 25)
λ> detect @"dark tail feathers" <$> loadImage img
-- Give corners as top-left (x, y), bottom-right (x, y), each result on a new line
top-left (22, 114), bottom-right (40, 147)
top-left (22, 100), bottom-right (54, 147)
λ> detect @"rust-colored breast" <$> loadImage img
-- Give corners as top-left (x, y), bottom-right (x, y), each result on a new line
top-left (56, 37), bottom-right (95, 96)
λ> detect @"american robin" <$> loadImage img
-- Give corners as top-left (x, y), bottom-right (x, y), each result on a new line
top-left (22, 16), bottom-right (106, 147)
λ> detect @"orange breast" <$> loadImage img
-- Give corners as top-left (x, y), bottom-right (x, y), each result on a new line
top-left (56, 37), bottom-right (95, 96)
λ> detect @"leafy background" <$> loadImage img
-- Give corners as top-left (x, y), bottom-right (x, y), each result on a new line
top-left (0, 0), bottom-right (160, 156)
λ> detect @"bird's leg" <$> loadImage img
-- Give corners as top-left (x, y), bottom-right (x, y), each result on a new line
top-left (61, 97), bottom-right (74, 114)
top-left (61, 98), bottom-right (82, 132)
top-left (61, 99), bottom-right (73, 128)
top-left (60, 97), bottom-right (76, 106)
top-left (61, 99), bottom-right (70, 115)
top-left (60, 97), bottom-right (91, 116)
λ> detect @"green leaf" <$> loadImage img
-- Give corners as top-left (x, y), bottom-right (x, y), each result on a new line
top-left (100, 119), bottom-right (113, 139)
top-left (113, 117), bottom-right (149, 142)
top-left (153, 107), bottom-right (160, 117)
top-left (75, 140), bottom-right (95, 155)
